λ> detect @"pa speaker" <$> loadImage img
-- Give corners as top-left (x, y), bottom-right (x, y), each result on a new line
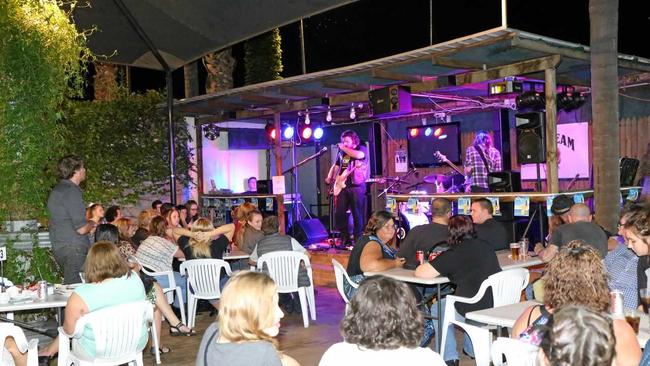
top-left (620, 158), bottom-right (640, 187)
top-left (289, 219), bottom-right (329, 245)
top-left (256, 179), bottom-right (273, 194)
top-left (369, 85), bottom-right (412, 116)
top-left (515, 112), bottom-right (546, 164)
top-left (488, 171), bottom-right (521, 192)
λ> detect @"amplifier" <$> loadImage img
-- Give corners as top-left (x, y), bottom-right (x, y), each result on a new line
top-left (369, 85), bottom-right (412, 116)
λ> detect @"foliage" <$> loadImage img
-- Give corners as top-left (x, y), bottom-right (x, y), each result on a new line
top-left (244, 28), bottom-right (283, 85)
top-left (2, 232), bottom-right (62, 285)
top-left (59, 89), bottom-right (194, 206)
top-left (0, 0), bottom-right (89, 220)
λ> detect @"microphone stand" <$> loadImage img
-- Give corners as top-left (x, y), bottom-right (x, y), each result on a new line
top-left (379, 167), bottom-right (417, 198)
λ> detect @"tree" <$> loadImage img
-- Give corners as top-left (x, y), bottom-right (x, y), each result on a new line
top-left (204, 49), bottom-right (236, 93)
top-left (589, 0), bottom-right (620, 232)
top-left (244, 28), bottom-right (283, 85)
top-left (184, 60), bottom-right (199, 98)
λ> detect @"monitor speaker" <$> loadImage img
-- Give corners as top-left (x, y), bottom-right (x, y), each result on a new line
top-left (289, 219), bottom-right (329, 245)
top-left (515, 112), bottom-right (546, 164)
top-left (257, 179), bottom-right (273, 194)
top-left (369, 85), bottom-right (412, 116)
top-left (488, 171), bottom-right (521, 192)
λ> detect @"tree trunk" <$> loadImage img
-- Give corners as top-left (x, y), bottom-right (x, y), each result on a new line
top-left (183, 61), bottom-right (199, 98)
top-left (589, 0), bottom-right (620, 232)
top-left (93, 62), bottom-right (118, 101)
top-left (204, 48), bottom-right (236, 93)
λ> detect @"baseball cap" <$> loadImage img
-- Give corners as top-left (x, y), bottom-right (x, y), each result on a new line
top-left (551, 194), bottom-right (573, 216)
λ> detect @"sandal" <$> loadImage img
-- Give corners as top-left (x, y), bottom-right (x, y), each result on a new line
top-left (150, 346), bottom-right (171, 355)
top-left (169, 321), bottom-right (193, 336)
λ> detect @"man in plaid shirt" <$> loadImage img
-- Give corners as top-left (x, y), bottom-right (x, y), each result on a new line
top-left (464, 131), bottom-right (502, 192)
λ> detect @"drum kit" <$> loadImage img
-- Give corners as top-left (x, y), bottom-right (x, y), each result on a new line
top-left (370, 172), bottom-right (467, 195)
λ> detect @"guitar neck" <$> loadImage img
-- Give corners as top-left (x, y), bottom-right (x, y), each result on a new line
top-left (445, 161), bottom-right (465, 176)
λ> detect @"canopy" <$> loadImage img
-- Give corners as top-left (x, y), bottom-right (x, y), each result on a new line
top-left (72, 0), bottom-right (357, 71)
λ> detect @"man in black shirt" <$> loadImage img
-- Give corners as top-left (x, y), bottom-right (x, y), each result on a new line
top-left (325, 130), bottom-right (369, 246)
top-left (471, 198), bottom-right (508, 251)
top-left (398, 198), bottom-right (451, 269)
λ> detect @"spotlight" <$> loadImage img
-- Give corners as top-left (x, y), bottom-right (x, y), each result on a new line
top-left (424, 127), bottom-right (432, 137)
top-left (304, 112), bottom-right (310, 125)
top-left (409, 128), bottom-right (419, 137)
top-left (203, 123), bottom-right (220, 141)
top-left (264, 122), bottom-right (276, 140)
top-left (434, 127), bottom-right (443, 137)
top-left (283, 125), bottom-right (294, 140)
top-left (516, 91), bottom-right (545, 110)
top-left (350, 105), bottom-right (356, 120)
top-left (314, 127), bottom-right (324, 140)
top-left (557, 91), bottom-right (586, 112)
top-left (438, 134), bottom-right (448, 140)
top-left (301, 126), bottom-right (312, 139)
top-left (326, 109), bottom-right (332, 122)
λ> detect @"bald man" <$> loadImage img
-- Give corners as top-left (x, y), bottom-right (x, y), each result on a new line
top-left (535, 203), bottom-right (608, 262)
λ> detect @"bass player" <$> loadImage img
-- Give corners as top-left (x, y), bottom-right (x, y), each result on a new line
top-left (325, 130), bottom-right (369, 247)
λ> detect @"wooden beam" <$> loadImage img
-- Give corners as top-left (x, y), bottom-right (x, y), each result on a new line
top-left (454, 55), bottom-right (562, 86)
top-left (545, 68), bottom-right (559, 193)
top-left (322, 80), bottom-right (370, 91)
top-left (371, 69), bottom-right (423, 83)
top-left (432, 56), bottom-right (486, 70)
top-left (235, 97), bottom-right (328, 119)
top-left (409, 79), bottom-right (440, 93)
top-left (619, 72), bottom-right (650, 87)
top-left (278, 86), bottom-right (323, 98)
top-left (328, 91), bottom-right (368, 105)
top-left (272, 112), bottom-right (285, 232)
top-left (239, 94), bottom-right (288, 105)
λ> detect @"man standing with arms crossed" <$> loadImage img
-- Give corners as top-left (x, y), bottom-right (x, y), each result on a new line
top-left (47, 155), bottom-right (96, 284)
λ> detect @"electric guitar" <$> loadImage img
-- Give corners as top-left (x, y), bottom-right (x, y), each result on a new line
top-left (434, 151), bottom-right (470, 192)
top-left (330, 165), bottom-right (356, 196)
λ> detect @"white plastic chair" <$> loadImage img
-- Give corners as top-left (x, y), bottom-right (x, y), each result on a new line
top-left (179, 259), bottom-right (232, 329)
top-left (135, 258), bottom-right (186, 325)
top-left (491, 337), bottom-right (539, 366)
top-left (57, 300), bottom-right (159, 366)
top-left (0, 323), bottom-right (38, 366)
top-left (332, 259), bottom-right (358, 304)
top-left (257, 251), bottom-right (316, 327)
top-left (440, 268), bottom-right (529, 364)
top-left (450, 320), bottom-right (493, 366)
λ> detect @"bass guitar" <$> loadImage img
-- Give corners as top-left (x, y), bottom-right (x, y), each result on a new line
top-left (330, 165), bottom-right (356, 196)
top-left (433, 151), bottom-right (470, 192)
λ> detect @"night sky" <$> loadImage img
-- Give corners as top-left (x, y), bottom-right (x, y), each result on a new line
top-left (123, 0), bottom-right (650, 99)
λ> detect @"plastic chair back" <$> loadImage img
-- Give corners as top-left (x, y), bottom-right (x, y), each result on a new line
top-left (332, 259), bottom-right (357, 304)
top-left (257, 251), bottom-right (310, 293)
top-left (179, 259), bottom-right (232, 299)
top-left (488, 268), bottom-right (529, 307)
top-left (0, 323), bottom-right (38, 366)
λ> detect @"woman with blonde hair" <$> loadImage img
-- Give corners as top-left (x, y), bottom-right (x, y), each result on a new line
top-left (132, 209), bottom-right (155, 248)
top-left (513, 240), bottom-right (641, 366)
top-left (196, 271), bottom-right (300, 366)
top-left (236, 209), bottom-right (264, 254)
top-left (178, 218), bottom-right (234, 260)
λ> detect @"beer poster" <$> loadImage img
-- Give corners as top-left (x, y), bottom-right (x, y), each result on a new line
top-left (514, 196), bottom-right (530, 217)
top-left (573, 193), bottom-right (584, 204)
top-left (546, 196), bottom-right (555, 216)
top-left (457, 197), bottom-right (471, 215)
top-left (386, 198), bottom-right (397, 213)
top-left (487, 197), bottom-right (501, 216)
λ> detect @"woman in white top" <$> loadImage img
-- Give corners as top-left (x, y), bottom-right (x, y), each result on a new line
top-left (319, 276), bottom-right (445, 366)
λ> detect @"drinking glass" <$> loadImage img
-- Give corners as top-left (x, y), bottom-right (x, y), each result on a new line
top-left (510, 242), bottom-right (520, 261)
top-left (640, 288), bottom-right (650, 314)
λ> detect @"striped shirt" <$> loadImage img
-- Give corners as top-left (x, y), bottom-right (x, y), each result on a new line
top-left (135, 236), bottom-right (177, 272)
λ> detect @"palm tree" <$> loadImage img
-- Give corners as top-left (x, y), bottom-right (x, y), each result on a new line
top-left (93, 62), bottom-right (118, 101)
top-left (204, 49), bottom-right (236, 93)
top-left (589, 0), bottom-right (620, 232)
top-left (183, 61), bottom-right (199, 98)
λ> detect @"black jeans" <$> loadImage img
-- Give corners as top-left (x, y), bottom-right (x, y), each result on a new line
top-left (52, 244), bottom-right (88, 284)
top-left (335, 185), bottom-right (366, 244)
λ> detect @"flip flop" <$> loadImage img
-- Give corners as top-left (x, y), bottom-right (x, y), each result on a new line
top-left (169, 321), bottom-right (193, 336)
top-left (150, 346), bottom-right (171, 355)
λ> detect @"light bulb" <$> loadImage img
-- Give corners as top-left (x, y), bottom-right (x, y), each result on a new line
top-left (350, 106), bottom-right (356, 120)
top-left (326, 109), bottom-right (332, 122)
top-left (304, 112), bottom-right (310, 125)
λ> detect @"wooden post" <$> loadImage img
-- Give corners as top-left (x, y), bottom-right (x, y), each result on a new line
top-left (273, 113), bottom-right (286, 232)
top-left (545, 68), bottom-right (559, 193)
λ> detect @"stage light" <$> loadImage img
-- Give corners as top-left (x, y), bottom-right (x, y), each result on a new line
top-left (434, 127), bottom-right (443, 137)
top-left (438, 134), bottom-right (448, 140)
top-left (424, 127), bottom-right (432, 137)
top-left (203, 123), bottom-right (220, 141)
top-left (326, 109), bottom-right (332, 122)
top-left (264, 122), bottom-right (276, 140)
top-left (304, 112), bottom-right (310, 125)
top-left (557, 91), bottom-right (586, 112)
top-left (350, 105), bottom-right (356, 120)
top-left (301, 126), bottom-right (312, 139)
top-left (283, 125), bottom-right (294, 139)
top-left (516, 91), bottom-right (545, 110)
top-left (409, 128), bottom-right (419, 137)
top-left (314, 127), bottom-right (324, 140)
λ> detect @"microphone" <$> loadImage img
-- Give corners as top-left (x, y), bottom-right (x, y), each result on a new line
top-left (319, 146), bottom-right (328, 154)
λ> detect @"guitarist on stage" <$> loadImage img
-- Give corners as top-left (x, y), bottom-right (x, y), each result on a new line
top-left (464, 130), bottom-right (502, 193)
top-left (325, 130), bottom-right (369, 247)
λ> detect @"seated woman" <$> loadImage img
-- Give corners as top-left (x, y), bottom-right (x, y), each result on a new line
top-left (178, 218), bottom-right (234, 260)
top-left (414, 215), bottom-right (501, 366)
top-left (40, 242), bottom-right (148, 358)
top-left (345, 210), bottom-right (404, 299)
top-left (319, 276), bottom-right (445, 365)
top-left (115, 217), bottom-right (138, 258)
top-left (85, 203), bottom-right (104, 225)
top-left (132, 209), bottom-right (154, 248)
top-left (539, 305), bottom-right (616, 366)
top-left (196, 271), bottom-right (300, 366)
top-left (512, 240), bottom-right (641, 366)
top-left (230, 202), bottom-right (258, 249)
top-left (237, 209), bottom-right (264, 254)
top-left (135, 216), bottom-right (187, 309)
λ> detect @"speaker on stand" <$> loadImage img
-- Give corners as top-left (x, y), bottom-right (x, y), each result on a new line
top-left (516, 112), bottom-right (546, 190)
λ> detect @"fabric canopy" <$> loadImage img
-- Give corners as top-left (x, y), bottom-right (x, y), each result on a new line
top-left (72, 0), bottom-right (357, 71)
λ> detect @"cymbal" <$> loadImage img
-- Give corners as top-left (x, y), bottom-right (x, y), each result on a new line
top-left (423, 174), bottom-right (449, 184)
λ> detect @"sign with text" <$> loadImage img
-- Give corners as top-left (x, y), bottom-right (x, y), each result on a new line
top-left (521, 122), bottom-right (590, 179)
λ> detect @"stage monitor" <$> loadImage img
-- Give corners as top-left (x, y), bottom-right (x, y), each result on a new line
top-left (407, 123), bottom-right (461, 168)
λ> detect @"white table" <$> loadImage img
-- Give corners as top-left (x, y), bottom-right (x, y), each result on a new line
top-left (364, 250), bottom-right (545, 351)
top-left (223, 249), bottom-right (250, 261)
top-left (0, 292), bottom-right (70, 326)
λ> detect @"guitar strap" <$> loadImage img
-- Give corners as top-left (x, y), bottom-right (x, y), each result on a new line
top-left (474, 144), bottom-right (491, 173)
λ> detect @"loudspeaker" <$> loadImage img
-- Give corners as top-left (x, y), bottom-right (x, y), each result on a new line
top-left (257, 179), bottom-right (273, 194)
top-left (620, 158), bottom-right (640, 187)
top-left (488, 171), bottom-right (521, 192)
top-left (289, 219), bottom-right (329, 245)
top-left (369, 85), bottom-right (412, 116)
top-left (515, 112), bottom-right (546, 164)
